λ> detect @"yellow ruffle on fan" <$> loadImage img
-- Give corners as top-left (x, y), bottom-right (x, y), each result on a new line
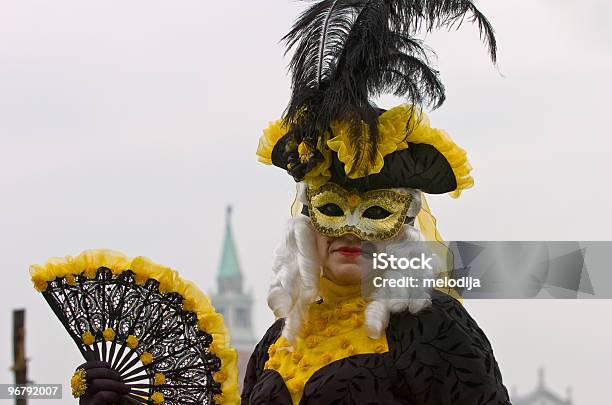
top-left (29, 249), bottom-right (240, 405)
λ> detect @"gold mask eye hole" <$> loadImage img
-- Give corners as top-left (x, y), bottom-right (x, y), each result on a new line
top-left (316, 203), bottom-right (344, 217)
top-left (362, 205), bottom-right (393, 220)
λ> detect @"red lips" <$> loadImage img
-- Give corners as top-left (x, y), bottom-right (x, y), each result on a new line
top-left (334, 246), bottom-right (362, 257)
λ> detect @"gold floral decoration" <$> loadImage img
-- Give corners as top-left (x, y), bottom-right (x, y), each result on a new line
top-left (154, 372), bottom-right (166, 386)
top-left (126, 335), bottom-right (139, 349)
top-left (150, 391), bottom-right (164, 404)
top-left (70, 368), bottom-right (87, 398)
top-left (140, 352), bottom-right (153, 366)
top-left (102, 328), bottom-right (115, 342)
top-left (297, 141), bottom-right (312, 163)
top-left (81, 331), bottom-right (95, 346)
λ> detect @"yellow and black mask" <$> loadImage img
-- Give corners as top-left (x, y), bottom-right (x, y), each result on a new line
top-left (302, 183), bottom-right (414, 241)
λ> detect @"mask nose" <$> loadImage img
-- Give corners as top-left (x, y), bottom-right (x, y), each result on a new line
top-left (338, 233), bottom-right (362, 244)
top-left (346, 209), bottom-right (360, 226)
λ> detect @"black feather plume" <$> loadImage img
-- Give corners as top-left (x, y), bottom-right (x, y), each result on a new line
top-left (280, 0), bottom-right (496, 179)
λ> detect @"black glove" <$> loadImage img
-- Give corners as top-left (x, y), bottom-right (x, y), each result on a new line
top-left (75, 361), bottom-right (133, 405)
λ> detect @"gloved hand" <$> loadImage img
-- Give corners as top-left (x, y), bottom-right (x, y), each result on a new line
top-left (73, 361), bottom-right (133, 405)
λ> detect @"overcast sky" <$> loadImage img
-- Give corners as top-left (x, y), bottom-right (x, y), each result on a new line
top-left (1, 1), bottom-right (611, 403)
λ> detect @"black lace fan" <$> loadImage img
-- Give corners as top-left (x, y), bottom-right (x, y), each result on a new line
top-left (30, 250), bottom-right (238, 405)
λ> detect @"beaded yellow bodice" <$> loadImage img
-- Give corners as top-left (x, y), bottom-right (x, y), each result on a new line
top-left (264, 277), bottom-right (389, 404)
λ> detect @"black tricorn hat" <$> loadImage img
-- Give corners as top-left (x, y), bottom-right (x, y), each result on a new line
top-left (258, 104), bottom-right (473, 197)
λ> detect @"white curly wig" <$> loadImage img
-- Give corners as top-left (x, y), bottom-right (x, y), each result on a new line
top-left (266, 183), bottom-right (441, 344)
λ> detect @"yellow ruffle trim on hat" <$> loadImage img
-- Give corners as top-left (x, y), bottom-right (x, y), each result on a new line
top-left (401, 106), bottom-right (473, 198)
top-left (257, 119), bottom-right (332, 187)
top-left (29, 249), bottom-right (240, 405)
top-left (328, 104), bottom-right (473, 197)
top-left (256, 119), bottom-right (287, 165)
top-left (327, 105), bottom-right (410, 179)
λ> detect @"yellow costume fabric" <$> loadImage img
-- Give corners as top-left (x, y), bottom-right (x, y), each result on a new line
top-left (264, 277), bottom-right (388, 404)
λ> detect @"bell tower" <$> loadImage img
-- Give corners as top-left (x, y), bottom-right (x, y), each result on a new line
top-left (211, 206), bottom-right (257, 386)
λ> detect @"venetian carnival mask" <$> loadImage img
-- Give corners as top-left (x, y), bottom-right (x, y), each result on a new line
top-left (304, 183), bottom-right (413, 241)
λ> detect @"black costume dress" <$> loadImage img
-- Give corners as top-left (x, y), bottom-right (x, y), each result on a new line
top-left (241, 290), bottom-right (510, 405)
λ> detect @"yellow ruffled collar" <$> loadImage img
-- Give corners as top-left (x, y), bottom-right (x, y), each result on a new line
top-left (319, 276), bottom-right (362, 302)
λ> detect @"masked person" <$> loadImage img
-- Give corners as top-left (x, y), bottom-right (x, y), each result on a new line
top-left (241, 1), bottom-right (510, 404)
top-left (73, 1), bottom-right (511, 404)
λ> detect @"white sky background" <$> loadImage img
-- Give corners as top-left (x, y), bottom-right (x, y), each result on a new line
top-left (0, 0), bottom-right (611, 403)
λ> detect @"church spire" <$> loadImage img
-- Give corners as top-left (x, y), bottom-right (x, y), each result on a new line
top-left (217, 205), bottom-right (243, 293)
top-left (210, 205), bottom-right (257, 388)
